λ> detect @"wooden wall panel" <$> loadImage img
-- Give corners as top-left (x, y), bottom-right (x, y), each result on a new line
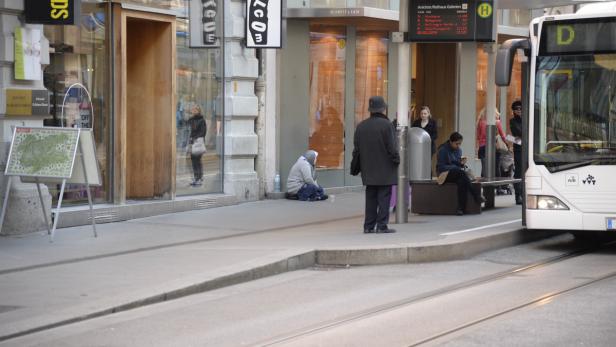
top-left (415, 43), bottom-right (457, 148)
top-left (113, 4), bottom-right (125, 204)
top-left (127, 19), bottom-right (155, 197)
top-left (121, 13), bottom-right (174, 199)
top-left (153, 21), bottom-right (173, 196)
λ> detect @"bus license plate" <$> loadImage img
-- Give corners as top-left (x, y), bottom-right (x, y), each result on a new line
top-left (608, 218), bottom-right (616, 230)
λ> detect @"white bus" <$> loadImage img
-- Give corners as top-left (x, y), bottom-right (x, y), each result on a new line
top-left (496, 9), bottom-right (616, 234)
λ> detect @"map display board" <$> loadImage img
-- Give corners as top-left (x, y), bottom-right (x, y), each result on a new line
top-left (407, 0), bottom-right (495, 42)
top-left (5, 127), bottom-right (79, 178)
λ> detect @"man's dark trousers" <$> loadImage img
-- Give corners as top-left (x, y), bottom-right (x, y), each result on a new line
top-left (364, 185), bottom-right (392, 230)
top-left (444, 168), bottom-right (474, 212)
top-left (513, 145), bottom-right (522, 201)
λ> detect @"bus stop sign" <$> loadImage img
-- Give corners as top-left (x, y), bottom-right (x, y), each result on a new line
top-left (407, 0), bottom-right (496, 42)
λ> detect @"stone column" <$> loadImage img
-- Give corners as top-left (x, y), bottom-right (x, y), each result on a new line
top-left (0, 1), bottom-right (52, 235)
top-left (457, 42), bottom-right (480, 175)
top-left (219, 0), bottom-right (259, 201)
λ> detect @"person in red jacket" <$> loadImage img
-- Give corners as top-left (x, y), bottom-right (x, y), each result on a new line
top-left (476, 108), bottom-right (507, 177)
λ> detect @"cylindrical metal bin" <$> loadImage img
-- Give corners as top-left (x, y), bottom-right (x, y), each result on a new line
top-left (408, 127), bottom-right (432, 181)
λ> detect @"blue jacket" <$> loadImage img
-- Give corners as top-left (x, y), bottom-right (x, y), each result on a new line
top-left (436, 142), bottom-right (463, 175)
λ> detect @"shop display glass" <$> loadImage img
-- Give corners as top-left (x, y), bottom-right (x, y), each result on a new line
top-left (308, 26), bottom-right (346, 170)
top-left (43, 1), bottom-right (110, 205)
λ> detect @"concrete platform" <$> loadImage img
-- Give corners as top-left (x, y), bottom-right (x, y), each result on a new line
top-left (0, 191), bottom-right (554, 342)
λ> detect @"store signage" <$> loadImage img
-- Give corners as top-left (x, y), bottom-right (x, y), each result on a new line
top-left (6, 89), bottom-right (50, 116)
top-left (14, 27), bottom-right (42, 81)
top-left (24, 0), bottom-right (80, 25)
top-left (189, 0), bottom-right (219, 48)
top-left (407, 0), bottom-right (495, 42)
top-left (246, 0), bottom-right (282, 48)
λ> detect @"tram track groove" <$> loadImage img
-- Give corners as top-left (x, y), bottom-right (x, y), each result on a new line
top-left (408, 268), bottom-right (616, 346)
top-left (257, 240), bottom-right (615, 346)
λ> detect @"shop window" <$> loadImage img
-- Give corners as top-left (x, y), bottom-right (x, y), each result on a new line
top-left (355, 31), bottom-right (389, 125)
top-left (43, 2), bottom-right (110, 205)
top-left (309, 26), bottom-right (346, 170)
top-left (175, 18), bottom-right (223, 195)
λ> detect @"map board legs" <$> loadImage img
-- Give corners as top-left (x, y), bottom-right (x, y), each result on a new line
top-left (0, 177), bottom-right (12, 234)
top-left (35, 178), bottom-right (52, 235)
top-left (78, 139), bottom-right (97, 237)
top-left (50, 179), bottom-right (67, 242)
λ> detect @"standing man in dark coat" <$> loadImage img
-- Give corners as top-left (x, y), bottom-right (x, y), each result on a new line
top-left (509, 100), bottom-right (523, 205)
top-left (352, 96), bottom-right (400, 234)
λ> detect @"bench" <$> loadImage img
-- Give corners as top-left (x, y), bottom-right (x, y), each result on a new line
top-left (475, 177), bottom-right (522, 209)
top-left (410, 181), bottom-right (482, 215)
top-left (410, 177), bottom-right (522, 215)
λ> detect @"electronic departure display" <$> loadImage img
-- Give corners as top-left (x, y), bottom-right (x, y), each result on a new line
top-left (407, 0), bottom-right (495, 42)
top-left (540, 17), bottom-right (616, 55)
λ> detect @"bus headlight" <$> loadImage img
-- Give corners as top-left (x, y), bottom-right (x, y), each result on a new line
top-left (527, 195), bottom-right (569, 210)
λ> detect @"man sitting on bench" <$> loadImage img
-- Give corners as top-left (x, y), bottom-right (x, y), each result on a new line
top-left (436, 132), bottom-right (484, 215)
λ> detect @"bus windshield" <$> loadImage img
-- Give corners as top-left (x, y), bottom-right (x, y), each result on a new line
top-left (534, 53), bottom-right (616, 172)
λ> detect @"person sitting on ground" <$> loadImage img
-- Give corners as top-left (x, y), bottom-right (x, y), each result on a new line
top-left (286, 150), bottom-right (328, 201)
top-left (436, 132), bottom-right (484, 216)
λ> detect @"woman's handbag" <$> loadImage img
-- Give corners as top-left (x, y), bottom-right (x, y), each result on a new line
top-left (191, 137), bottom-right (206, 156)
top-left (496, 135), bottom-right (508, 152)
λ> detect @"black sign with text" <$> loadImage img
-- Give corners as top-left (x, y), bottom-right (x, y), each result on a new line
top-left (407, 0), bottom-right (494, 42)
top-left (245, 0), bottom-right (282, 48)
top-left (25, 0), bottom-right (79, 25)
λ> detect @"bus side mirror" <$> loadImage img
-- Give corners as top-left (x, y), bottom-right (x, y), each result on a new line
top-left (496, 39), bottom-right (531, 86)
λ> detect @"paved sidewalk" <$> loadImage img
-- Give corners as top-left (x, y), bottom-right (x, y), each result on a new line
top-left (0, 191), bottom-right (548, 343)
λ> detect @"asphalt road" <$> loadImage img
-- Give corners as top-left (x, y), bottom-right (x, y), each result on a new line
top-left (3, 233), bottom-right (615, 347)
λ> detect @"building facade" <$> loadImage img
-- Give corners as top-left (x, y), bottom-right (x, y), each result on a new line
top-left (278, 1), bottom-right (531, 189)
top-left (0, 1), bottom-right (577, 234)
top-left (0, 0), bottom-right (259, 233)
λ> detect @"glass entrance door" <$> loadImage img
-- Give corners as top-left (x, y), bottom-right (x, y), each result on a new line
top-left (307, 25), bottom-right (390, 188)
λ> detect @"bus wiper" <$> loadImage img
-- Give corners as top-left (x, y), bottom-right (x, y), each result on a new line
top-left (545, 160), bottom-right (594, 173)
top-left (544, 157), bottom-right (616, 173)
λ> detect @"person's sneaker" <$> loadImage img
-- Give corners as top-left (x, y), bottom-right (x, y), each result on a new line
top-left (456, 209), bottom-right (464, 216)
top-left (190, 180), bottom-right (202, 187)
top-left (363, 228), bottom-right (375, 234)
top-left (515, 197), bottom-right (523, 205)
top-left (376, 228), bottom-right (396, 233)
top-left (318, 194), bottom-right (329, 201)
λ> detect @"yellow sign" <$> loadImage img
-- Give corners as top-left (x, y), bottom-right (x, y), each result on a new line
top-left (6, 89), bottom-right (32, 115)
top-left (477, 3), bottom-right (493, 18)
top-left (557, 25), bottom-right (575, 45)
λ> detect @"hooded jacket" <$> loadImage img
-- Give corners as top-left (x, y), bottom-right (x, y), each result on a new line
top-left (286, 150), bottom-right (318, 194)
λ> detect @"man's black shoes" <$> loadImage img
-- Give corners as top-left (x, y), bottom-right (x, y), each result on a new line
top-left (376, 227), bottom-right (396, 233)
top-left (456, 209), bottom-right (464, 216)
top-left (364, 227), bottom-right (396, 233)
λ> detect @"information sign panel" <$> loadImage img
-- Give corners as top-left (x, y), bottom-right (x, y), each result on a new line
top-left (5, 127), bottom-right (79, 179)
top-left (407, 0), bottom-right (495, 42)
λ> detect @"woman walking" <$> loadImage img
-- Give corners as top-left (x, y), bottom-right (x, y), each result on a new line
top-left (187, 104), bottom-right (207, 187)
